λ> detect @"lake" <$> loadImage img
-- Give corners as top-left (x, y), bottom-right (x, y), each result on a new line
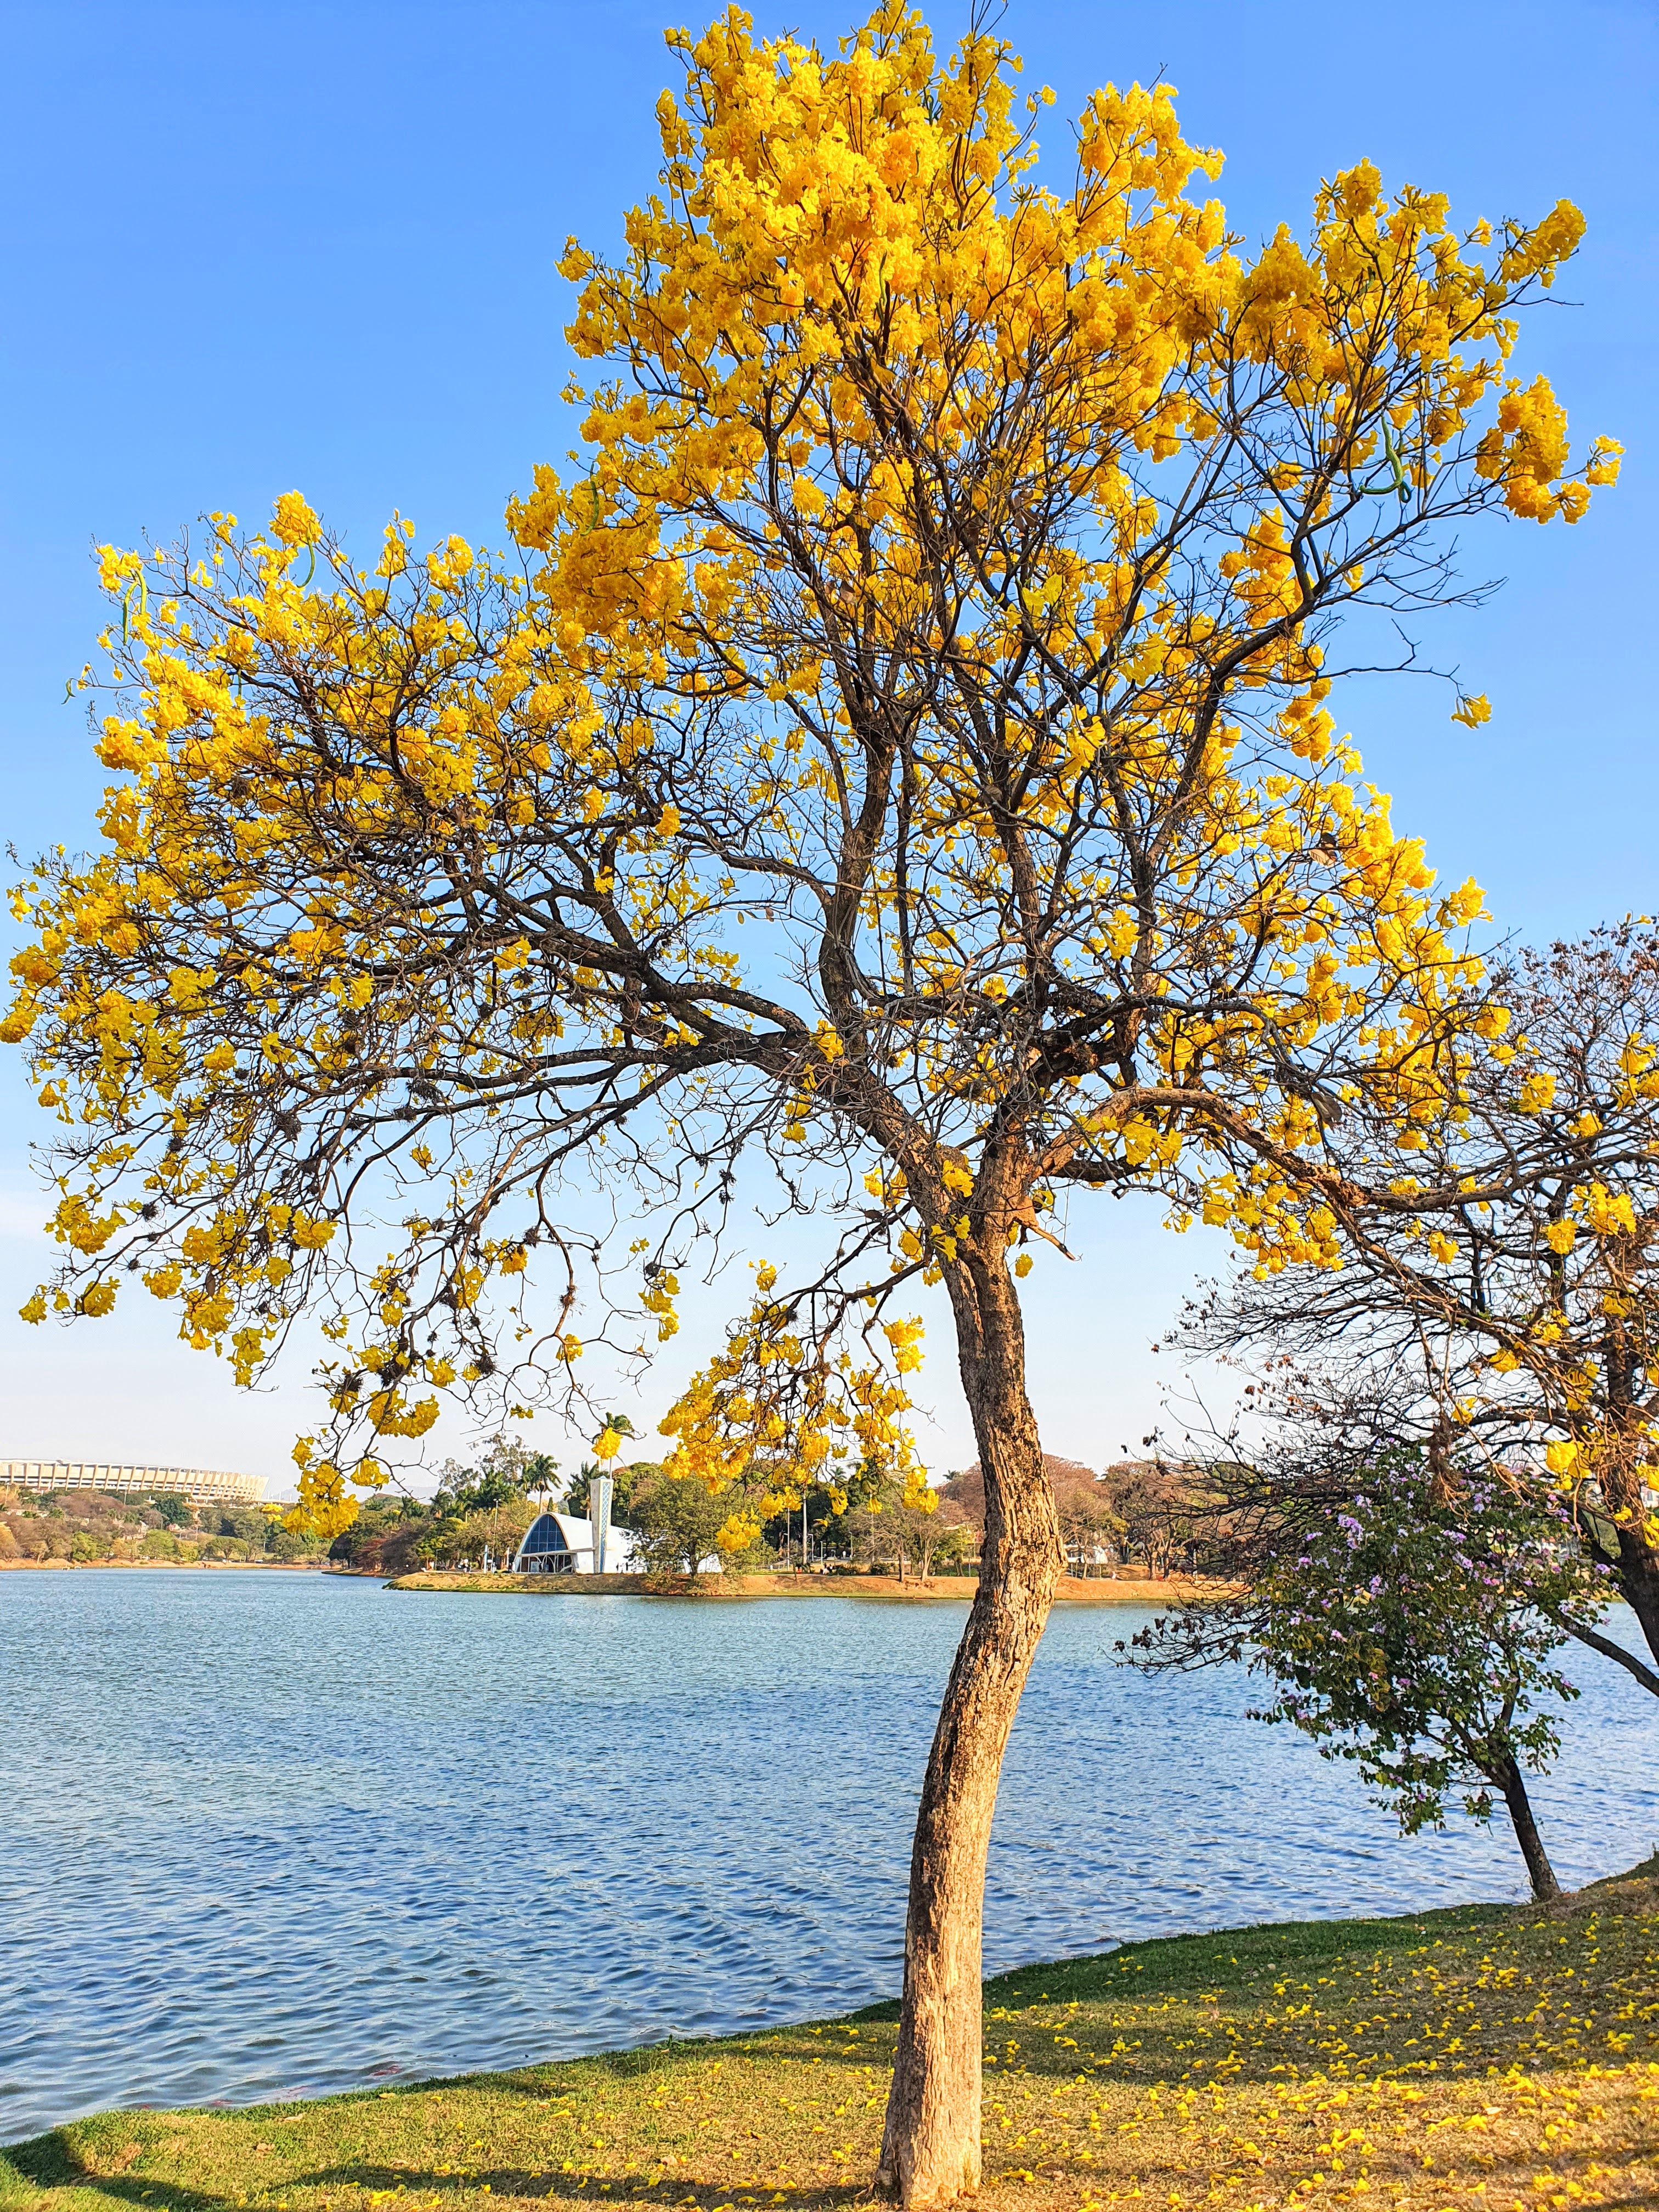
top-left (3, 1568), bottom-right (1654, 2142)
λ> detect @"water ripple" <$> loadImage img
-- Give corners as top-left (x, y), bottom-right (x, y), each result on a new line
top-left (2, 1570), bottom-right (1654, 2138)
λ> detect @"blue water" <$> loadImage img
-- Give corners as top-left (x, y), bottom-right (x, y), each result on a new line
top-left (3, 1570), bottom-right (1655, 2142)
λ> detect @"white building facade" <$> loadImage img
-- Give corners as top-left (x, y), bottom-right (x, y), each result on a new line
top-left (511, 1511), bottom-right (641, 1574)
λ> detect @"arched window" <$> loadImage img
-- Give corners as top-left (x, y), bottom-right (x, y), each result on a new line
top-left (514, 1513), bottom-right (572, 1573)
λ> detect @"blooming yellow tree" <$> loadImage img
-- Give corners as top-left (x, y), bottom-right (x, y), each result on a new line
top-left (4, 8), bottom-right (1615, 2200)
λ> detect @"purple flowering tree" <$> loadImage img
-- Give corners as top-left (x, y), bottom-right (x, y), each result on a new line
top-left (1131, 1419), bottom-right (1613, 1901)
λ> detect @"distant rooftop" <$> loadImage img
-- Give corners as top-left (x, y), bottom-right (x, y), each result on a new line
top-left (2, 1460), bottom-right (268, 1505)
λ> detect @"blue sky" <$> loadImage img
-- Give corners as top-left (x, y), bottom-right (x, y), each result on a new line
top-left (2, 0), bottom-right (1654, 1491)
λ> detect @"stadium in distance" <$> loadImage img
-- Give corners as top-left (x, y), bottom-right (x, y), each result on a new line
top-left (1, 1460), bottom-right (268, 1505)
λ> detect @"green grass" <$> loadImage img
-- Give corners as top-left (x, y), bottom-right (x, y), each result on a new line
top-left (7, 1887), bottom-right (1656, 2212)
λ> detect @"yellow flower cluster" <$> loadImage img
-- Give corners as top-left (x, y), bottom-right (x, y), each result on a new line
top-left (658, 1265), bottom-right (932, 1522)
top-left (0, 3), bottom-right (1616, 1515)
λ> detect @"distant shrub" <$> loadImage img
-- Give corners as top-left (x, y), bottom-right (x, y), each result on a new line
top-left (209, 1505), bottom-right (268, 1543)
top-left (629, 1468), bottom-right (732, 1575)
top-left (263, 1519), bottom-right (325, 1562)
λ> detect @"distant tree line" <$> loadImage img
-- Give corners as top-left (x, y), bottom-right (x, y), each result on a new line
top-left (0, 1483), bottom-right (325, 1564)
top-left (929, 1454), bottom-right (1256, 1583)
top-left (0, 1430), bottom-right (1268, 1597)
top-left (320, 1435), bottom-right (1227, 1583)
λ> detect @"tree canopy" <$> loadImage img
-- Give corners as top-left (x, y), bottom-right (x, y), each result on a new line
top-left (4, 10), bottom-right (1611, 1536)
top-left (1127, 1390), bottom-right (1617, 1899)
top-left (2, 7), bottom-right (1615, 2200)
top-left (1181, 926), bottom-right (1659, 1673)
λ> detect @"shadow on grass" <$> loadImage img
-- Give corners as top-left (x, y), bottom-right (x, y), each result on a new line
top-left (5, 2145), bottom-right (878, 2212)
top-left (12, 1899), bottom-right (1646, 2210)
top-left (978, 1901), bottom-right (1516, 2007)
top-left (297, 2167), bottom-right (874, 2209)
top-left (3, 2146), bottom-right (227, 2212)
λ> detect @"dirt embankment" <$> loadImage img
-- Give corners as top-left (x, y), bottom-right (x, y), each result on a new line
top-left (0, 1556), bottom-right (326, 1572)
top-left (386, 1567), bottom-right (1221, 1605)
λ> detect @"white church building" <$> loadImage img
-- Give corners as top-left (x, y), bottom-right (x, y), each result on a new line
top-left (511, 1510), bottom-right (640, 1575)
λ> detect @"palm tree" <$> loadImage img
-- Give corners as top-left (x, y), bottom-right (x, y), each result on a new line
top-left (523, 1454), bottom-right (563, 1506)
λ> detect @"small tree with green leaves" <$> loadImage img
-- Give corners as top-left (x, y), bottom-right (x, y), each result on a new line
top-left (1133, 1434), bottom-right (1603, 1900)
top-left (628, 1464), bottom-right (731, 1575)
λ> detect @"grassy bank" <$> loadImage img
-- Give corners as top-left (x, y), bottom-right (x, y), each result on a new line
top-left (384, 1570), bottom-right (1218, 1606)
top-left (8, 1874), bottom-right (1655, 2212)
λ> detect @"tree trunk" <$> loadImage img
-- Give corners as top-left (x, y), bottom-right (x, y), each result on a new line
top-left (1606, 1485), bottom-right (1659, 1674)
top-left (1556, 1610), bottom-right (1659, 1698)
top-left (1599, 1373), bottom-right (1659, 1673)
top-left (1618, 1550), bottom-right (1659, 1669)
top-left (877, 1261), bottom-right (1062, 2205)
top-left (1494, 1751), bottom-right (1562, 1903)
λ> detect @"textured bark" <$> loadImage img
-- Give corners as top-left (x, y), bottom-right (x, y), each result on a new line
top-left (877, 1259), bottom-right (1063, 2205)
top-left (1620, 1560), bottom-right (1659, 1670)
top-left (1558, 1611), bottom-right (1659, 1699)
top-left (1599, 1406), bottom-right (1659, 1676)
top-left (1609, 1510), bottom-right (1659, 1677)
top-left (1495, 1752), bottom-right (1562, 1902)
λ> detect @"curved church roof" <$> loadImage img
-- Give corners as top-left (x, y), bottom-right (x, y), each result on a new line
top-left (518, 1510), bottom-right (574, 1558)
top-left (513, 1510), bottom-right (637, 1573)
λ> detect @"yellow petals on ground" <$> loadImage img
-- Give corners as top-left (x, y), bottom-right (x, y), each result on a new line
top-left (12, 1894), bottom-right (1652, 2212)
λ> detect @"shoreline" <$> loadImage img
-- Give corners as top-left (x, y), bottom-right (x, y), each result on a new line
top-left (7, 1873), bottom-right (1654, 2206)
top-left (383, 1566), bottom-right (1222, 1604)
top-left (0, 1556), bottom-right (326, 1573)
